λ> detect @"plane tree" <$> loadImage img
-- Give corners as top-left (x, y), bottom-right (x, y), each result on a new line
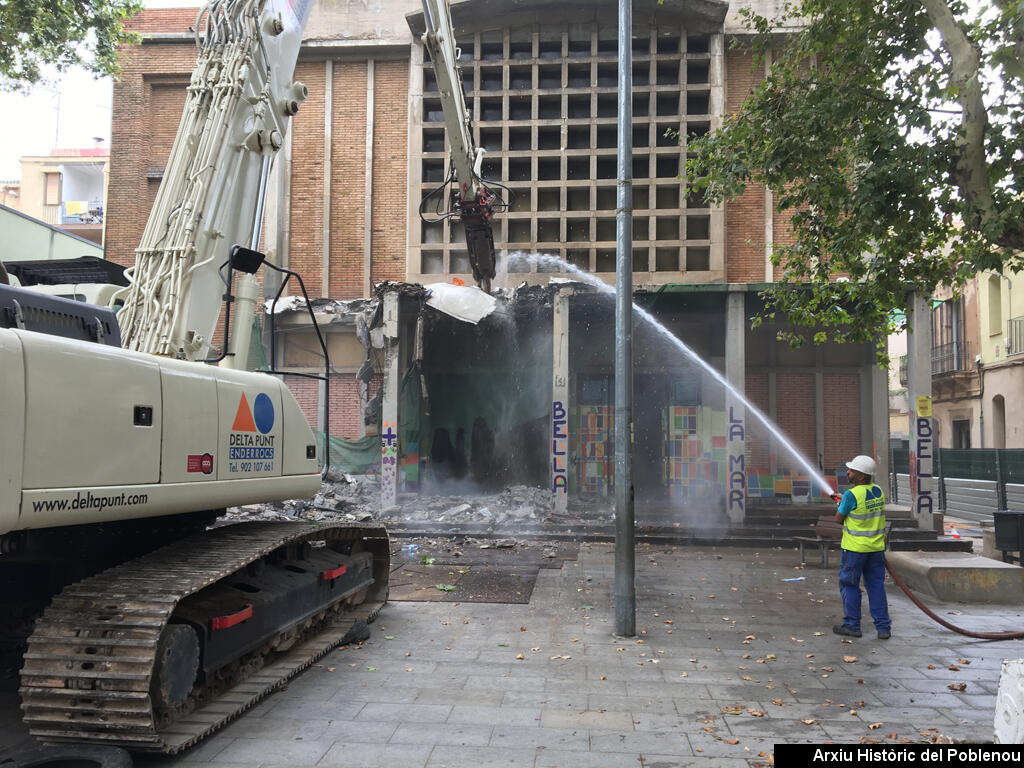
top-left (686, 0), bottom-right (1023, 355)
top-left (0, 0), bottom-right (142, 88)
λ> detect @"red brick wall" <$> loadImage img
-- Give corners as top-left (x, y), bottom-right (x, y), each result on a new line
top-left (823, 373), bottom-right (861, 470)
top-left (724, 47), bottom-right (766, 283)
top-left (744, 372), bottom-right (770, 470)
top-left (775, 373), bottom-right (816, 471)
top-left (283, 372), bottom-right (366, 442)
top-left (370, 59), bottom-right (409, 284)
top-left (329, 62), bottom-right (368, 298)
top-left (329, 373), bottom-right (364, 440)
top-left (288, 60), bottom-right (327, 296)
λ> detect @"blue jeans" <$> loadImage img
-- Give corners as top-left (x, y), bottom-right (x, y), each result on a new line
top-left (838, 549), bottom-right (890, 633)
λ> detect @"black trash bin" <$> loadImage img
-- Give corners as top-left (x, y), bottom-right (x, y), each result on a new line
top-left (993, 510), bottom-right (1024, 562)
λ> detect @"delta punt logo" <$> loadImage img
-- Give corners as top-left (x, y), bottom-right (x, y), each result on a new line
top-left (229, 393), bottom-right (276, 472)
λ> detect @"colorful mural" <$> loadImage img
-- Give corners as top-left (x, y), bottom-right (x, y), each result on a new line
top-left (577, 405), bottom-right (612, 495)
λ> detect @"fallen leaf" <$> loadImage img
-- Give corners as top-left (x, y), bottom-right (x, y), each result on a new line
top-left (948, 664), bottom-right (960, 671)
top-left (801, 719), bottom-right (818, 725)
top-left (599, 675), bottom-right (606, 680)
top-left (367, 666), bottom-right (379, 671)
top-left (747, 709), bottom-right (766, 717)
top-left (957, 658), bottom-right (971, 665)
top-left (703, 726), bottom-right (716, 733)
top-left (770, 699), bottom-right (785, 706)
top-left (520, 626), bottom-right (527, 631)
top-left (888, 733), bottom-right (899, 740)
top-left (679, 672), bottom-right (688, 677)
top-left (384, 635), bottom-right (394, 640)
top-left (516, 654), bottom-right (525, 660)
top-left (550, 655), bottom-right (572, 660)
top-left (949, 682), bottom-right (967, 692)
top-left (855, 701), bottom-right (866, 708)
top-left (843, 656), bottom-right (858, 663)
top-left (868, 723), bottom-right (883, 730)
top-left (927, 664), bottom-right (936, 670)
top-left (531, 647), bottom-right (540, 652)
top-left (822, 667), bottom-right (834, 672)
top-left (664, 620), bottom-right (674, 625)
top-left (326, 667), bottom-right (335, 672)
top-left (435, 584), bottom-right (455, 592)
top-left (724, 738), bottom-right (740, 744)
top-left (813, 632), bottom-right (824, 636)
top-left (857, 679), bottom-right (864, 684)
top-left (722, 705), bottom-right (744, 715)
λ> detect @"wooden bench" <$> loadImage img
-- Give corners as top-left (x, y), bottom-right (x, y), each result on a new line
top-left (794, 517), bottom-right (893, 568)
top-left (794, 515), bottom-right (843, 568)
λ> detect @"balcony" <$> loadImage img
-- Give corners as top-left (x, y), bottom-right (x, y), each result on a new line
top-left (1009, 316), bottom-right (1024, 356)
top-left (932, 340), bottom-right (974, 375)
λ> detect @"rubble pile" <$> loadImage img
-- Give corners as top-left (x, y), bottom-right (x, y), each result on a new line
top-left (223, 476), bottom-right (614, 534)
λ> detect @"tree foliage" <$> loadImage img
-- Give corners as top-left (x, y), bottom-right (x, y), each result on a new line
top-left (0, 0), bottom-right (142, 89)
top-left (686, 0), bottom-right (1024, 354)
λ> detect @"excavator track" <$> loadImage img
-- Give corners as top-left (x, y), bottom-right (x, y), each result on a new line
top-left (19, 521), bottom-right (389, 754)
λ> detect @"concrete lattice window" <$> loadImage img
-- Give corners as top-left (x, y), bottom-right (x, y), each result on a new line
top-left (412, 22), bottom-right (720, 284)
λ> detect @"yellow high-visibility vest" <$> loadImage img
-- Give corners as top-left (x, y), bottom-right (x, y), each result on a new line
top-left (841, 484), bottom-right (886, 552)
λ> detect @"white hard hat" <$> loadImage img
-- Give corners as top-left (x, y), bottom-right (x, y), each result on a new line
top-left (845, 455), bottom-right (876, 475)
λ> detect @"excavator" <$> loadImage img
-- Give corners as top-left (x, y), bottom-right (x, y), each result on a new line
top-left (0, 0), bottom-right (389, 755)
top-left (418, 0), bottom-right (507, 294)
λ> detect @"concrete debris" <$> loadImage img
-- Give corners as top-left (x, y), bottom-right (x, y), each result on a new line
top-left (223, 476), bottom-right (614, 533)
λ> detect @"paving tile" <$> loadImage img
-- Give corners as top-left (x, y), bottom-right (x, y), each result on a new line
top-left (355, 702), bottom-right (453, 723)
top-left (589, 729), bottom-right (693, 755)
top-left (206, 737), bottom-right (334, 764)
top-left (391, 722), bottom-right (493, 747)
top-left (448, 704), bottom-right (541, 727)
top-left (318, 720), bottom-right (398, 743)
top-left (533, 748), bottom-right (644, 767)
top-left (490, 724), bottom-right (590, 750)
top-left (539, 708), bottom-right (634, 730)
top-left (318, 741), bottom-right (432, 767)
top-left (425, 745), bottom-right (537, 768)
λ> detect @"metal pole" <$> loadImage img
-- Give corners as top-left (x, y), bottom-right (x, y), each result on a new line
top-left (614, 0), bottom-right (635, 637)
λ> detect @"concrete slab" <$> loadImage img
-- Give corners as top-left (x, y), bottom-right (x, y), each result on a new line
top-left (887, 550), bottom-right (1024, 604)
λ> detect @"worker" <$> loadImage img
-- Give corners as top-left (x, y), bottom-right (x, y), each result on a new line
top-left (832, 455), bottom-right (891, 640)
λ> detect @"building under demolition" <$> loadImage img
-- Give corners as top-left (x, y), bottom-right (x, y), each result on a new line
top-left (105, 0), bottom-right (887, 522)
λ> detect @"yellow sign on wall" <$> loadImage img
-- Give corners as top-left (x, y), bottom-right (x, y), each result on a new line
top-left (916, 396), bottom-right (933, 418)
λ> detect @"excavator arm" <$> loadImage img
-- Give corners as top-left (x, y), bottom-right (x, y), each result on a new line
top-left (419, 0), bottom-right (505, 293)
top-left (117, 0), bottom-right (310, 363)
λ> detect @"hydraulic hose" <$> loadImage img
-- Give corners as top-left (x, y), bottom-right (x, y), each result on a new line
top-left (885, 560), bottom-right (1024, 640)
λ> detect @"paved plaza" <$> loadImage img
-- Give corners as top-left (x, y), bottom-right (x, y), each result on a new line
top-left (1, 542), bottom-right (1020, 767)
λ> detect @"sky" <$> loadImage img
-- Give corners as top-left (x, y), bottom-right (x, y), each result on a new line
top-left (0, 1), bottom-right (202, 181)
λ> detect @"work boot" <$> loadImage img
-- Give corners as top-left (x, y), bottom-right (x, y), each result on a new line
top-left (832, 624), bottom-right (862, 638)
top-left (877, 630), bottom-right (891, 639)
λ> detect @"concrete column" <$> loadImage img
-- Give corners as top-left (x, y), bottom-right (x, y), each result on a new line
top-left (725, 287), bottom-right (746, 524)
top-left (551, 289), bottom-right (571, 513)
top-left (380, 290), bottom-right (400, 510)
top-left (815, 347), bottom-right (824, 471)
top-left (907, 292), bottom-right (938, 530)
top-left (871, 361), bottom-right (889, 490)
top-left (768, 343), bottom-right (778, 475)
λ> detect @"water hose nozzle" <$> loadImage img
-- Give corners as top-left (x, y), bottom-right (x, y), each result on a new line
top-left (830, 492), bottom-right (842, 504)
